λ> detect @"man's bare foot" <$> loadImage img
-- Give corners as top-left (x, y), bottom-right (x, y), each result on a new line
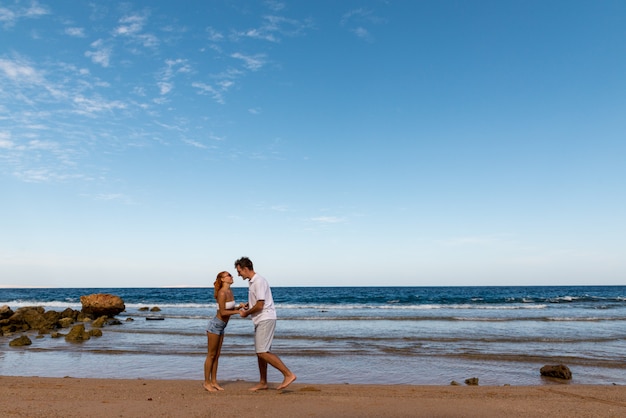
top-left (212, 383), bottom-right (224, 391)
top-left (203, 382), bottom-right (217, 392)
top-left (277, 373), bottom-right (297, 390)
top-left (249, 382), bottom-right (269, 392)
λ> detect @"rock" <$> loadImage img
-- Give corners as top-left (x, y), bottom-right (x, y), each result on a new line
top-left (540, 364), bottom-right (572, 380)
top-left (465, 377), bottom-right (479, 386)
top-left (58, 317), bottom-right (74, 328)
top-left (6, 306), bottom-right (61, 332)
top-left (138, 307), bottom-right (149, 311)
top-left (150, 306), bottom-right (161, 312)
top-left (450, 381), bottom-right (461, 386)
top-left (88, 328), bottom-right (103, 337)
top-left (60, 307), bottom-right (79, 320)
top-left (51, 331), bottom-right (63, 338)
top-left (91, 316), bottom-right (107, 328)
top-left (0, 305), bottom-right (14, 320)
top-left (65, 324), bottom-right (90, 342)
top-left (80, 294), bottom-right (125, 318)
top-left (9, 335), bottom-right (32, 346)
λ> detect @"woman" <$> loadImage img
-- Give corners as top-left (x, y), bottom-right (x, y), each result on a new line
top-left (204, 271), bottom-right (240, 391)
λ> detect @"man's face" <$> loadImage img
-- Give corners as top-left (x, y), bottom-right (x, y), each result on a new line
top-left (236, 265), bottom-right (250, 280)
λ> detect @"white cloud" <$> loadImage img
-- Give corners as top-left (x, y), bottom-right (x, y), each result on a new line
top-left (85, 39), bottom-right (112, 67)
top-left (438, 235), bottom-right (510, 247)
top-left (114, 13), bottom-right (159, 48)
top-left (0, 132), bottom-right (14, 149)
top-left (0, 7), bottom-right (16, 26)
top-left (0, 58), bottom-right (41, 82)
top-left (114, 14), bottom-right (145, 36)
top-left (311, 216), bottom-right (345, 224)
top-left (72, 95), bottom-right (127, 114)
top-left (65, 27), bottom-right (85, 37)
top-left (0, 1), bottom-right (48, 28)
top-left (192, 82), bottom-right (227, 104)
top-left (231, 52), bottom-right (266, 71)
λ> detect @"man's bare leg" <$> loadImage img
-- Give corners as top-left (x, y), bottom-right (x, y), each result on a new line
top-left (249, 355), bottom-right (269, 391)
top-left (258, 352), bottom-right (297, 390)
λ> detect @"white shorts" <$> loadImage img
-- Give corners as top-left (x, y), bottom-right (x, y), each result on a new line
top-left (254, 319), bottom-right (276, 353)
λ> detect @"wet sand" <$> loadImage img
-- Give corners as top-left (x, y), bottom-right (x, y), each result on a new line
top-left (1, 376), bottom-right (625, 417)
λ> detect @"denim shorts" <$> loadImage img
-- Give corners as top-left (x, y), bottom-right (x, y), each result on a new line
top-left (206, 316), bottom-right (227, 335)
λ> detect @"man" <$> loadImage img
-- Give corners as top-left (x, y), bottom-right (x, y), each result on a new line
top-left (235, 256), bottom-right (296, 391)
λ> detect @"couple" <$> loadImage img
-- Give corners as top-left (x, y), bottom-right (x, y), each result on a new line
top-left (203, 257), bottom-right (296, 392)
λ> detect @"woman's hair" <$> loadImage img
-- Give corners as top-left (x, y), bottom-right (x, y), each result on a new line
top-left (213, 271), bottom-right (230, 300)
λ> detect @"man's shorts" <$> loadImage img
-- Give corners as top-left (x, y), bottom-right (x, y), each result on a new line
top-left (206, 316), bottom-right (227, 335)
top-left (254, 319), bottom-right (276, 353)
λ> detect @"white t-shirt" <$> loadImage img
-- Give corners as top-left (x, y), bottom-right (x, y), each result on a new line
top-left (248, 273), bottom-right (276, 325)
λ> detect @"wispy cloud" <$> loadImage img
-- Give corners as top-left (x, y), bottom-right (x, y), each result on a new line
top-left (341, 8), bottom-right (386, 42)
top-left (0, 1), bottom-right (49, 28)
top-left (65, 27), bottom-right (85, 37)
top-left (114, 13), bottom-right (159, 49)
top-left (438, 235), bottom-right (511, 247)
top-left (311, 216), bottom-right (346, 224)
top-left (231, 52), bottom-right (267, 71)
top-left (0, 57), bottom-right (42, 83)
top-left (85, 39), bottom-right (112, 67)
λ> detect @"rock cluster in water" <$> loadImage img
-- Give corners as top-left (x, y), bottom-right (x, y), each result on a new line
top-left (0, 293), bottom-right (125, 345)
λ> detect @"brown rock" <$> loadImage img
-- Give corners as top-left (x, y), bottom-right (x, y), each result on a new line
top-left (540, 364), bottom-right (572, 380)
top-left (58, 317), bottom-right (74, 328)
top-left (0, 305), bottom-right (13, 320)
top-left (8, 307), bottom-right (56, 331)
top-left (80, 294), bottom-right (125, 318)
top-left (91, 316), bottom-right (107, 328)
top-left (9, 335), bottom-right (32, 346)
top-left (465, 377), bottom-right (479, 386)
top-left (65, 324), bottom-right (90, 342)
top-left (88, 328), bottom-right (103, 337)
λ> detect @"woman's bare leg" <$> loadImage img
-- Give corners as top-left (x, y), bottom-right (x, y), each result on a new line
top-left (203, 332), bottom-right (220, 392)
top-left (211, 334), bottom-right (225, 390)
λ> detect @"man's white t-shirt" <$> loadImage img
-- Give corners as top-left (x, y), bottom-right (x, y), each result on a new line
top-left (248, 273), bottom-right (276, 325)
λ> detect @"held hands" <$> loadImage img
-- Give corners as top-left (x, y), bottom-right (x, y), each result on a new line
top-left (239, 302), bottom-right (249, 318)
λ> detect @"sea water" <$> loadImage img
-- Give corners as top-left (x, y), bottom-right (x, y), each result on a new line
top-left (1, 286), bottom-right (625, 386)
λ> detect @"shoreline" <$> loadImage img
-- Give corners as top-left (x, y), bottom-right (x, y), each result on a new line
top-left (1, 376), bottom-right (624, 417)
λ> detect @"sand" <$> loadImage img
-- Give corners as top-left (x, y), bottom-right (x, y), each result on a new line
top-left (1, 376), bottom-right (624, 417)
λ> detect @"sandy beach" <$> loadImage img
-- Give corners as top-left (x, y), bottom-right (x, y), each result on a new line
top-left (0, 377), bottom-right (624, 418)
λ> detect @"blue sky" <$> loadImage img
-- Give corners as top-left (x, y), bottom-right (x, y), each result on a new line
top-left (1, 1), bottom-right (624, 288)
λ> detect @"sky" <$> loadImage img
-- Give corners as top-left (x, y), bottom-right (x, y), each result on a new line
top-left (1, 1), bottom-right (625, 288)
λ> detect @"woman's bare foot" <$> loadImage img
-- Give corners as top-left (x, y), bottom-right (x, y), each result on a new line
top-left (277, 373), bottom-right (297, 390)
top-left (249, 382), bottom-right (269, 392)
top-left (211, 382), bottom-right (224, 391)
top-left (203, 382), bottom-right (217, 392)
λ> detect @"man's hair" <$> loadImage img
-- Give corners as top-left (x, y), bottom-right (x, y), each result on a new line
top-left (234, 256), bottom-right (254, 271)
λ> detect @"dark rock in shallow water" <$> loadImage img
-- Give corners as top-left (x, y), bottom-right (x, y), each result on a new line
top-left (146, 316), bottom-right (165, 321)
top-left (9, 335), bottom-right (32, 346)
top-left (464, 377), bottom-right (479, 386)
top-left (540, 364), bottom-right (572, 380)
top-left (65, 324), bottom-right (90, 342)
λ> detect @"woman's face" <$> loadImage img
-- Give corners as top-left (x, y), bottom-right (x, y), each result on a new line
top-left (222, 273), bottom-right (234, 285)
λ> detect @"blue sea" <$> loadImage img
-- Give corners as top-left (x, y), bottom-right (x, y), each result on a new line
top-left (1, 286), bottom-right (625, 386)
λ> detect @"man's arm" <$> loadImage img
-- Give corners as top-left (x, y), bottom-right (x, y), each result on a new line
top-left (240, 300), bottom-right (264, 318)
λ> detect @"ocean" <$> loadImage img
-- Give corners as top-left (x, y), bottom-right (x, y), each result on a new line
top-left (1, 286), bottom-right (625, 386)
